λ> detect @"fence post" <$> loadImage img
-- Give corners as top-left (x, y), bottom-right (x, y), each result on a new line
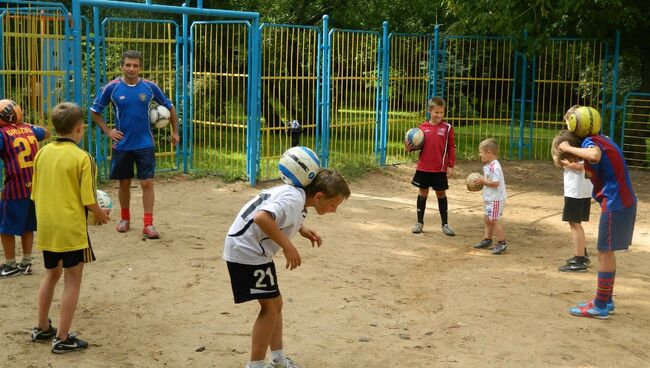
top-left (246, 16), bottom-right (261, 186)
top-left (430, 24), bottom-right (440, 99)
top-left (378, 21), bottom-right (389, 166)
top-left (609, 30), bottom-right (621, 139)
top-left (181, 4), bottom-right (189, 173)
top-left (320, 15), bottom-right (330, 168)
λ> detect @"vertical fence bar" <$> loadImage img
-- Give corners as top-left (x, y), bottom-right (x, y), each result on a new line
top-left (320, 15), bottom-right (330, 167)
top-left (378, 21), bottom-right (389, 165)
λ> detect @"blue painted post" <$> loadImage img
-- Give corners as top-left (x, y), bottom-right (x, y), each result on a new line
top-left (71, 0), bottom-right (83, 107)
top-left (182, 4), bottom-right (189, 173)
top-left (508, 51), bottom-right (519, 160)
top-left (609, 30), bottom-right (621, 139)
top-left (320, 15), bottom-right (330, 168)
top-left (431, 24), bottom-right (440, 99)
top-left (251, 17), bottom-right (262, 186)
top-left (315, 31), bottom-right (322, 154)
top-left (518, 30), bottom-right (528, 160)
top-left (92, 6), bottom-right (103, 168)
top-left (378, 21), bottom-right (390, 166)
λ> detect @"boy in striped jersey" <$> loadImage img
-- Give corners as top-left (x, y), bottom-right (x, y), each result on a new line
top-left (0, 99), bottom-right (50, 278)
top-left (31, 103), bottom-right (110, 353)
top-left (555, 125), bottom-right (637, 319)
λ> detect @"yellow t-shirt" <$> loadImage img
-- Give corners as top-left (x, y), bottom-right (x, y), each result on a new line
top-left (31, 140), bottom-right (97, 252)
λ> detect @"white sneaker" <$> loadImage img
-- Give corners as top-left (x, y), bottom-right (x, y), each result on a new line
top-left (269, 357), bottom-right (301, 368)
top-left (411, 223), bottom-right (423, 234)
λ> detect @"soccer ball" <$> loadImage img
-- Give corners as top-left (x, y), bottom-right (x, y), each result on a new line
top-left (88, 190), bottom-right (112, 226)
top-left (566, 106), bottom-right (601, 138)
top-left (405, 127), bottom-right (424, 149)
top-left (278, 146), bottom-right (321, 187)
top-left (0, 99), bottom-right (23, 126)
top-left (149, 105), bottom-right (171, 129)
top-left (466, 172), bottom-right (483, 192)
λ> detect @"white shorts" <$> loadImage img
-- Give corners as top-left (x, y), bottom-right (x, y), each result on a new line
top-left (484, 200), bottom-right (505, 221)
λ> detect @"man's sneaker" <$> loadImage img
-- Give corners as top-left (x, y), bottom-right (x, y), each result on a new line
top-left (411, 222), bottom-right (423, 234)
top-left (473, 239), bottom-right (492, 249)
top-left (269, 357), bottom-right (301, 368)
top-left (441, 224), bottom-right (456, 236)
top-left (0, 263), bottom-right (20, 278)
top-left (116, 220), bottom-right (130, 233)
top-left (51, 333), bottom-right (88, 353)
top-left (17, 262), bottom-right (33, 275)
top-left (577, 299), bottom-right (615, 314)
top-left (31, 319), bottom-right (57, 342)
top-left (491, 242), bottom-right (508, 255)
top-left (558, 261), bottom-right (587, 272)
top-left (566, 255), bottom-right (591, 266)
top-left (569, 303), bottom-right (609, 319)
top-left (143, 225), bottom-right (160, 239)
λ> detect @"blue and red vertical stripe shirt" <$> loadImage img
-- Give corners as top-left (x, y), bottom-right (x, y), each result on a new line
top-left (0, 123), bottom-right (47, 200)
top-left (582, 135), bottom-right (636, 212)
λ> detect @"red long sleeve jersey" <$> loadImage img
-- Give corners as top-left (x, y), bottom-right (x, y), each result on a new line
top-left (416, 121), bottom-right (455, 173)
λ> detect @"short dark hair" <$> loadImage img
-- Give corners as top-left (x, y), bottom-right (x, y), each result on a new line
top-left (428, 96), bottom-right (445, 109)
top-left (121, 50), bottom-right (143, 66)
top-left (304, 168), bottom-right (351, 199)
top-left (51, 102), bottom-right (82, 134)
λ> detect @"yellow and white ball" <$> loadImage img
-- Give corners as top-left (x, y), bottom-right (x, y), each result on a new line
top-left (566, 106), bottom-right (601, 138)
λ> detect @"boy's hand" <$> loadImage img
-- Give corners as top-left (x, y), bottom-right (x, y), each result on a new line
top-left (558, 141), bottom-right (571, 152)
top-left (299, 226), bottom-right (322, 247)
top-left (447, 167), bottom-right (454, 178)
top-left (107, 128), bottom-right (124, 142)
top-left (404, 141), bottom-right (415, 152)
top-left (96, 208), bottom-right (111, 225)
top-left (283, 244), bottom-right (301, 270)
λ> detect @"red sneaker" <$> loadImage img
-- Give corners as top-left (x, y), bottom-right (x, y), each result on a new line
top-left (116, 220), bottom-right (130, 233)
top-left (143, 225), bottom-right (160, 239)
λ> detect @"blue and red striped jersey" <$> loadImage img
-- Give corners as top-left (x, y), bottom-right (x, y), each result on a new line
top-left (582, 135), bottom-right (636, 212)
top-left (0, 123), bottom-right (46, 199)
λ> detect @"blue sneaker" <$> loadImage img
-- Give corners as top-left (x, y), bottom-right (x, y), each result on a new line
top-left (577, 299), bottom-right (615, 314)
top-left (569, 303), bottom-right (609, 319)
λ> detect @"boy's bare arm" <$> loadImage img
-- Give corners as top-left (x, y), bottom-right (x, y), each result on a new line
top-left (86, 203), bottom-right (110, 224)
top-left (254, 210), bottom-right (301, 270)
top-left (559, 142), bottom-right (601, 163)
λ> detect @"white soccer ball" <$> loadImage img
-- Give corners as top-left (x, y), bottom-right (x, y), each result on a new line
top-left (405, 127), bottom-right (424, 149)
top-left (149, 105), bottom-right (171, 129)
top-left (88, 190), bottom-right (112, 226)
top-left (96, 190), bottom-right (113, 209)
top-left (278, 146), bottom-right (321, 187)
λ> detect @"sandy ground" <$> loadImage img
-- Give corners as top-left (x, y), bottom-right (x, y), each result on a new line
top-left (1, 160), bottom-right (649, 368)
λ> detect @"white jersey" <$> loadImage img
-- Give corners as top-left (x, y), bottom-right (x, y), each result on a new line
top-left (223, 185), bottom-right (307, 265)
top-left (564, 164), bottom-right (593, 199)
top-left (482, 159), bottom-right (507, 202)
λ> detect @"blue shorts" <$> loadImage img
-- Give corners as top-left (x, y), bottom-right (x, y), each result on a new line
top-left (110, 147), bottom-right (156, 180)
top-left (597, 204), bottom-right (636, 252)
top-left (0, 199), bottom-right (36, 235)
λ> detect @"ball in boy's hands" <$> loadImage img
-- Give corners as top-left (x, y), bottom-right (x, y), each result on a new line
top-left (278, 146), bottom-right (321, 187)
top-left (88, 190), bottom-right (112, 226)
top-left (466, 173), bottom-right (483, 192)
top-left (405, 127), bottom-right (424, 150)
top-left (565, 106), bottom-right (601, 138)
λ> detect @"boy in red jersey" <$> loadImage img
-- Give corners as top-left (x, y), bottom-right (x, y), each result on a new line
top-left (405, 97), bottom-right (456, 236)
top-left (554, 109), bottom-right (637, 318)
top-left (0, 99), bottom-right (50, 278)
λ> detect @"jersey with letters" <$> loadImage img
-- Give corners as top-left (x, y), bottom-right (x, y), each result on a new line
top-left (90, 78), bottom-right (173, 151)
top-left (582, 135), bottom-right (636, 212)
top-left (416, 121), bottom-right (455, 172)
top-left (224, 185), bottom-right (307, 265)
top-left (0, 123), bottom-right (46, 200)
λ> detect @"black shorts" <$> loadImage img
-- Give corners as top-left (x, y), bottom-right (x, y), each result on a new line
top-left (110, 147), bottom-right (156, 180)
top-left (411, 170), bottom-right (449, 191)
top-left (42, 245), bottom-right (96, 269)
top-left (562, 197), bottom-right (591, 223)
top-left (226, 261), bottom-right (280, 304)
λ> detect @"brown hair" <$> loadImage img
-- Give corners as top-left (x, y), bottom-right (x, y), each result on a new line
top-left (428, 96), bottom-right (445, 110)
top-left (304, 168), bottom-right (351, 199)
top-left (551, 130), bottom-right (583, 164)
top-left (479, 138), bottom-right (498, 154)
top-left (121, 50), bottom-right (143, 66)
top-left (51, 102), bottom-right (82, 134)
